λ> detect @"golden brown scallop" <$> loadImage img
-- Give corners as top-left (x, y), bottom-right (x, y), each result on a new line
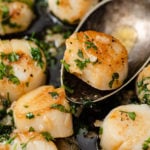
top-left (63, 30), bottom-right (128, 90)
top-left (100, 104), bottom-right (150, 150)
top-left (0, 1), bottom-right (35, 35)
top-left (0, 39), bottom-right (46, 101)
top-left (0, 131), bottom-right (58, 150)
top-left (13, 86), bottom-right (73, 138)
top-left (136, 64), bottom-right (150, 103)
top-left (48, 0), bottom-right (98, 24)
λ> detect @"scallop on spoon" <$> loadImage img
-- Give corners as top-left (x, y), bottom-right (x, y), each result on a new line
top-left (61, 0), bottom-right (150, 104)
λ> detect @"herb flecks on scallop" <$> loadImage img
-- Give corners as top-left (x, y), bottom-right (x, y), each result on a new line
top-left (3, 132), bottom-right (58, 150)
top-left (61, 59), bottom-right (70, 72)
top-left (49, 91), bottom-right (59, 99)
top-left (0, 1), bottom-right (35, 35)
top-left (101, 104), bottom-right (150, 150)
top-left (13, 86), bottom-right (73, 138)
top-left (50, 104), bottom-right (70, 113)
top-left (120, 110), bottom-right (136, 121)
top-left (142, 137), bottom-right (150, 150)
top-left (136, 65), bottom-right (150, 104)
top-left (31, 47), bottom-right (44, 68)
top-left (74, 58), bottom-right (90, 70)
top-left (41, 132), bottom-right (54, 141)
top-left (0, 39), bottom-right (46, 101)
top-left (109, 72), bottom-right (119, 88)
top-left (0, 62), bottom-right (20, 85)
top-left (63, 30), bottom-right (128, 90)
top-left (26, 112), bottom-right (35, 119)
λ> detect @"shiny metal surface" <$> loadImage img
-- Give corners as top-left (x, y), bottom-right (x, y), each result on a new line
top-left (61, 0), bottom-right (150, 104)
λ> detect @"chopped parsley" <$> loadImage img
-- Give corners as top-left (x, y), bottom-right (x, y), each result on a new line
top-left (77, 49), bottom-right (84, 58)
top-left (0, 124), bottom-right (13, 142)
top-left (9, 74), bottom-right (20, 85)
top-left (6, 136), bottom-right (16, 144)
top-left (120, 111), bottom-right (136, 121)
top-left (143, 137), bottom-right (150, 150)
top-left (28, 127), bottom-right (35, 132)
top-left (21, 142), bottom-right (28, 150)
top-left (85, 41), bottom-right (98, 50)
top-left (74, 58), bottom-right (90, 70)
top-left (50, 104), bottom-right (70, 113)
top-left (20, 136), bottom-right (35, 149)
top-left (41, 132), bottom-right (54, 141)
top-left (63, 84), bottom-right (74, 94)
top-left (49, 92), bottom-right (59, 99)
top-left (109, 72), bottom-right (119, 88)
top-left (1, 5), bottom-right (21, 28)
top-left (137, 77), bottom-right (150, 104)
top-left (31, 47), bottom-right (44, 68)
top-left (0, 52), bottom-right (20, 62)
top-left (56, 0), bottom-right (60, 5)
top-left (99, 127), bottom-right (103, 135)
top-left (61, 59), bottom-right (70, 72)
top-left (26, 112), bottom-right (35, 119)
top-left (1, 5), bottom-right (9, 21)
top-left (0, 62), bottom-right (20, 85)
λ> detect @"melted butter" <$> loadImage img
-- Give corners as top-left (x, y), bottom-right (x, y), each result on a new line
top-left (112, 25), bottom-right (137, 54)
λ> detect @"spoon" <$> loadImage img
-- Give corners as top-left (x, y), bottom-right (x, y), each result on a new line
top-left (61, 0), bottom-right (150, 104)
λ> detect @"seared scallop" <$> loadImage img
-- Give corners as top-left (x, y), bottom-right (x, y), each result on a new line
top-left (136, 64), bottom-right (150, 104)
top-left (100, 104), bottom-right (150, 150)
top-left (0, 39), bottom-right (46, 101)
top-left (0, 1), bottom-right (35, 35)
top-left (13, 86), bottom-right (73, 138)
top-left (63, 30), bottom-right (128, 90)
top-left (0, 131), bottom-right (58, 150)
top-left (48, 0), bottom-right (98, 24)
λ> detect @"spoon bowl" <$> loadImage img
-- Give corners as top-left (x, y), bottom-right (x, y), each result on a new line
top-left (61, 0), bottom-right (150, 104)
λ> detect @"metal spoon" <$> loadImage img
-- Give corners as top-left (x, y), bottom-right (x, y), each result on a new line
top-left (61, 0), bottom-right (150, 104)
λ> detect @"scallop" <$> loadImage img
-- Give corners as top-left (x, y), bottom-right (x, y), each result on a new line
top-left (0, 39), bottom-right (47, 101)
top-left (63, 30), bottom-right (128, 90)
top-left (0, 131), bottom-right (58, 150)
top-left (100, 104), bottom-right (150, 150)
top-left (48, 0), bottom-right (98, 24)
top-left (0, 1), bottom-right (35, 35)
top-left (136, 64), bottom-right (150, 104)
top-left (13, 86), bottom-right (73, 138)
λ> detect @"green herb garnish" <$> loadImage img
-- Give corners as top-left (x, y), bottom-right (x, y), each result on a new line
top-left (41, 132), bottom-right (54, 141)
top-left (8, 52), bottom-right (19, 62)
top-left (109, 72), bottom-right (119, 88)
top-left (21, 142), bottom-right (27, 150)
top-left (31, 47), bottom-right (44, 68)
top-left (61, 59), bottom-right (70, 72)
top-left (1, 5), bottom-right (21, 28)
top-left (77, 49), bottom-right (84, 58)
top-left (85, 41), bottom-right (98, 50)
top-left (142, 137), bottom-right (150, 150)
top-left (6, 136), bottom-right (16, 144)
top-left (49, 92), bottom-right (59, 99)
top-left (1, 5), bottom-right (9, 20)
top-left (26, 112), bottom-right (35, 119)
top-left (99, 127), bottom-right (103, 135)
top-left (0, 62), bottom-right (20, 85)
top-left (50, 104), bottom-right (70, 113)
top-left (63, 84), bottom-right (74, 94)
top-left (74, 59), bottom-right (90, 70)
top-left (120, 111), bottom-right (136, 121)
top-left (137, 77), bottom-right (150, 104)
top-left (29, 127), bottom-right (35, 132)
top-left (56, 0), bottom-right (60, 5)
